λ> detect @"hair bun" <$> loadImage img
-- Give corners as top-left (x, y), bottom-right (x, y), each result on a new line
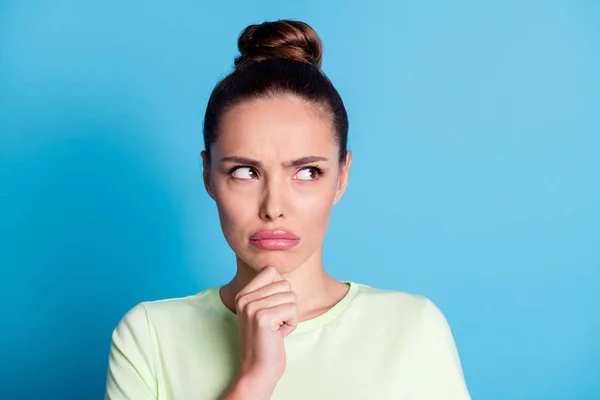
top-left (235, 20), bottom-right (323, 69)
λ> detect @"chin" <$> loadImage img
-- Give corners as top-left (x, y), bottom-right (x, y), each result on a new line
top-left (239, 250), bottom-right (303, 274)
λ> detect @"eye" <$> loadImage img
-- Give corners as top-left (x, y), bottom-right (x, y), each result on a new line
top-left (230, 167), bottom-right (258, 180)
top-left (294, 166), bottom-right (322, 181)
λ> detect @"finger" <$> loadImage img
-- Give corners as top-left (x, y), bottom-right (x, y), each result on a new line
top-left (245, 292), bottom-right (297, 316)
top-left (240, 280), bottom-right (292, 305)
top-left (270, 267), bottom-right (284, 282)
top-left (237, 266), bottom-right (283, 298)
top-left (255, 302), bottom-right (298, 332)
top-left (286, 311), bottom-right (298, 331)
top-left (278, 310), bottom-right (298, 337)
top-left (279, 320), bottom-right (297, 337)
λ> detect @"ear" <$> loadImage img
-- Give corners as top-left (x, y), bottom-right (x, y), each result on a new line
top-left (333, 150), bottom-right (352, 205)
top-left (201, 150), bottom-right (215, 200)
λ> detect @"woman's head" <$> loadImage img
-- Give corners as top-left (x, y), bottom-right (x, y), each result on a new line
top-left (203, 20), bottom-right (348, 165)
top-left (201, 20), bottom-right (351, 274)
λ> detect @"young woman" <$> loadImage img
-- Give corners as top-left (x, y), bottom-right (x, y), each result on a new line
top-left (105, 19), bottom-right (471, 400)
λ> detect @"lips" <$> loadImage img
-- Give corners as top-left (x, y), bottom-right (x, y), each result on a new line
top-left (250, 229), bottom-right (300, 250)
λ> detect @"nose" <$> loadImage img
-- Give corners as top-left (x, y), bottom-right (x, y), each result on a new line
top-left (259, 181), bottom-right (285, 222)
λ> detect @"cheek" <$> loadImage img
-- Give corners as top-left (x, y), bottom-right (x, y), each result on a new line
top-left (213, 187), bottom-right (256, 240)
top-left (293, 183), bottom-right (337, 231)
top-left (218, 197), bottom-right (248, 222)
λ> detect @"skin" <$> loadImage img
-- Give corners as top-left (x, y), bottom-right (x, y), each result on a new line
top-left (201, 93), bottom-right (352, 322)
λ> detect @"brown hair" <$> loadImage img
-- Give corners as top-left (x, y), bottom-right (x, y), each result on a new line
top-left (203, 19), bottom-right (348, 164)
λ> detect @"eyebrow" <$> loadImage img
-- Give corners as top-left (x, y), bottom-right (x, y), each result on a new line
top-left (220, 156), bottom-right (329, 168)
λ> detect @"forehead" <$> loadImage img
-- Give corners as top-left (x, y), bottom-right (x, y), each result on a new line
top-left (215, 94), bottom-right (337, 161)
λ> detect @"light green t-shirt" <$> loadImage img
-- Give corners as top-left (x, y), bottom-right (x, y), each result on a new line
top-left (105, 281), bottom-right (471, 399)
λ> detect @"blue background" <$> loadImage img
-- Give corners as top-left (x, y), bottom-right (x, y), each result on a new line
top-left (1, 1), bottom-right (598, 399)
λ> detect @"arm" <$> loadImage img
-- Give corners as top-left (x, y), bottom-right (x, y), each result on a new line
top-left (218, 373), bottom-right (276, 400)
top-left (104, 303), bottom-right (157, 400)
top-left (406, 298), bottom-right (472, 399)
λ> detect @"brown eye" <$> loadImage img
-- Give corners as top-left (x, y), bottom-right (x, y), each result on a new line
top-left (294, 167), bottom-right (321, 181)
top-left (231, 167), bottom-right (257, 180)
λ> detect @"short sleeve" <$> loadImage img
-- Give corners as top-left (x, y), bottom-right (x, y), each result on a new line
top-left (405, 298), bottom-right (471, 399)
top-left (105, 303), bottom-right (157, 400)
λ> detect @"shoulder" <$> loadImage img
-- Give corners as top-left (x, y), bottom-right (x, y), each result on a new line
top-left (351, 285), bottom-right (470, 398)
top-left (106, 293), bottom-right (213, 399)
top-left (353, 282), bottom-right (441, 317)
top-left (351, 282), bottom-right (450, 333)
top-left (111, 288), bottom-right (214, 336)
top-left (142, 290), bottom-right (212, 318)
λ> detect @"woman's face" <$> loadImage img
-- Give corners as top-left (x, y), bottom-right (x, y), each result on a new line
top-left (202, 94), bottom-right (351, 274)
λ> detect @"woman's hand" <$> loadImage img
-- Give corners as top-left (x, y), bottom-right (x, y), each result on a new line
top-left (224, 266), bottom-right (299, 399)
top-left (237, 266), bottom-right (298, 378)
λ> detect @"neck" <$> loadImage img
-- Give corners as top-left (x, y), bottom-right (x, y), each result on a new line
top-left (220, 250), bottom-right (350, 322)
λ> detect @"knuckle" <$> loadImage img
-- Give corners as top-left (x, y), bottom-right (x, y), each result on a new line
top-left (255, 308), bottom-right (269, 325)
top-left (234, 291), bottom-right (245, 303)
top-left (235, 293), bottom-right (249, 310)
top-left (245, 300), bottom-right (258, 316)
